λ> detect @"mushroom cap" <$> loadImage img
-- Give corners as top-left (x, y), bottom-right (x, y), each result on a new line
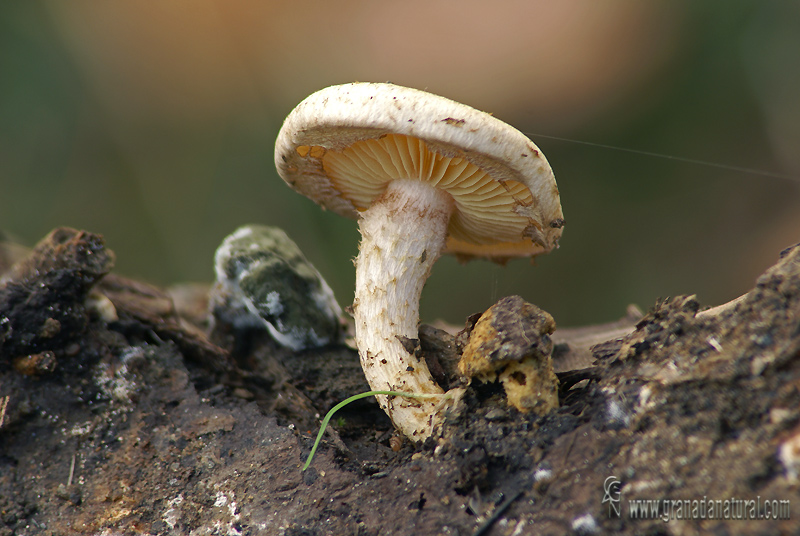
top-left (275, 83), bottom-right (564, 261)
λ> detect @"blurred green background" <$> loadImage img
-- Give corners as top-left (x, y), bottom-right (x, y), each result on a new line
top-left (2, 1), bottom-right (798, 328)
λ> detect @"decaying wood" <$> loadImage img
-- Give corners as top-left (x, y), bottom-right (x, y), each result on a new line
top-left (1, 229), bottom-right (798, 535)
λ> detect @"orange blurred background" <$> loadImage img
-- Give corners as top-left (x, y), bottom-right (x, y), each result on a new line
top-left (2, 1), bottom-right (798, 326)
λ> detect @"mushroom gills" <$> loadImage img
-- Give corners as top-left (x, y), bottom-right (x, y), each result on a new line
top-left (321, 134), bottom-right (536, 246)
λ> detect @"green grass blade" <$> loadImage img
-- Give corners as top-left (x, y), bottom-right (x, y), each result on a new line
top-left (301, 390), bottom-right (436, 471)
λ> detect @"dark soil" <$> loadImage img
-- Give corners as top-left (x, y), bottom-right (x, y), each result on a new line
top-left (1, 228), bottom-right (799, 535)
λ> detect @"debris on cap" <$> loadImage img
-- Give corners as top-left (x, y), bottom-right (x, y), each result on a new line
top-left (459, 295), bottom-right (559, 414)
top-left (209, 225), bottom-right (344, 351)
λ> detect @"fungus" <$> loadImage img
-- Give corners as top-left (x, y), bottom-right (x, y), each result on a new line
top-left (209, 224), bottom-right (344, 350)
top-left (458, 296), bottom-right (559, 415)
top-left (275, 83), bottom-right (564, 440)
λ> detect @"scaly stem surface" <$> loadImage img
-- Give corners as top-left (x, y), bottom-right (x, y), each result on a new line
top-left (353, 179), bottom-right (454, 441)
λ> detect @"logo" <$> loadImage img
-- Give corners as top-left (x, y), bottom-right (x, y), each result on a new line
top-left (603, 476), bottom-right (622, 518)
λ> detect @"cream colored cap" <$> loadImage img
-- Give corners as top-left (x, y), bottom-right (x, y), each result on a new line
top-left (275, 83), bottom-right (564, 261)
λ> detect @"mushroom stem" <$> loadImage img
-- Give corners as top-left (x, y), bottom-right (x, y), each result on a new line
top-left (353, 179), bottom-right (454, 441)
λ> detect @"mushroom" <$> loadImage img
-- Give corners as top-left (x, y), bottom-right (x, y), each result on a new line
top-left (275, 83), bottom-right (564, 441)
top-left (458, 296), bottom-right (560, 415)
